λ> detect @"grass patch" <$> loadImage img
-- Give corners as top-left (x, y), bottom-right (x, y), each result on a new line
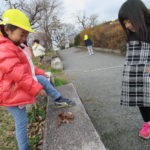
top-left (32, 50), bottom-right (56, 72)
top-left (0, 107), bottom-right (17, 150)
top-left (45, 50), bottom-right (56, 57)
top-left (29, 136), bottom-right (40, 148)
top-left (50, 68), bottom-right (62, 73)
top-left (27, 104), bottom-right (46, 123)
top-left (37, 63), bottom-right (51, 71)
top-left (0, 105), bottom-right (46, 150)
top-left (54, 78), bottom-right (69, 86)
top-left (27, 104), bottom-right (46, 150)
top-left (32, 56), bottom-right (51, 72)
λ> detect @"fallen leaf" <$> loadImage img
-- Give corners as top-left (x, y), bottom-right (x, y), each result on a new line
top-left (58, 112), bottom-right (74, 126)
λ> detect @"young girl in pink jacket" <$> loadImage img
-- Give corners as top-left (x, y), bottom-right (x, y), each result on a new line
top-left (0, 9), bottom-right (75, 150)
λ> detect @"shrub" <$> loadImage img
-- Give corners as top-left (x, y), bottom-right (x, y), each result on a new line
top-left (74, 34), bottom-right (81, 46)
top-left (79, 21), bottom-right (126, 53)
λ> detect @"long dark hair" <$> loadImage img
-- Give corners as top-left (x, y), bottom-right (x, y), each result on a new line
top-left (1, 24), bottom-right (18, 37)
top-left (118, 0), bottom-right (150, 41)
top-left (33, 39), bottom-right (40, 44)
top-left (0, 24), bottom-right (20, 45)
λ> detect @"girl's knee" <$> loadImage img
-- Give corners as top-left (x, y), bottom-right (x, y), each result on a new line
top-left (37, 75), bottom-right (47, 81)
top-left (36, 75), bottom-right (49, 86)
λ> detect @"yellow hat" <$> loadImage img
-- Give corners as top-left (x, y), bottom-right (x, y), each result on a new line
top-left (0, 9), bottom-right (35, 33)
top-left (84, 34), bottom-right (88, 40)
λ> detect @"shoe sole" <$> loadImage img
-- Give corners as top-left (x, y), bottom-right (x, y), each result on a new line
top-left (139, 134), bottom-right (150, 139)
top-left (55, 102), bottom-right (75, 108)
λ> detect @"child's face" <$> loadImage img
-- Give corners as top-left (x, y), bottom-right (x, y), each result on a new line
top-left (123, 20), bottom-right (136, 32)
top-left (5, 27), bottom-right (29, 44)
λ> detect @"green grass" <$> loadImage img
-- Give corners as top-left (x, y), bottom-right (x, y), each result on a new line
top-left (27, 104), bottom-right (46, 123)
top-left (27, 104), bottom-right (46, 149)
top-left (32, 56), bottom-right (51, 72)
top-left (29, 136), bottom-right (40, 148)
top-left (45, 50), bottom-right (56, 57)
top-left (0, 105), bottom-right (46, 150)
top-left (0, 107), bottom-right (18, 150)
top-left (54, 78), bottom-right (69, 86)
top-left (32, 50), bottom-right (55, 72)
top-left (50, 68), bottom-right (62, 73)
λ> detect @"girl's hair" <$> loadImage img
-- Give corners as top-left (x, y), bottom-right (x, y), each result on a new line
top-left (1, 24), bottom-right (18, 38)
top-left (33, 39), bottom-right (39, 44)
top-left (118, 0), bottom-right (150, 41)
top-left (1, 24), bottom-right (21, 45)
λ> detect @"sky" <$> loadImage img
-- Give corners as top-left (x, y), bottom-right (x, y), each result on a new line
top-left (61, 0), bottom-right (150, 24)
top-left (0, 0), bottom-right (149, 25)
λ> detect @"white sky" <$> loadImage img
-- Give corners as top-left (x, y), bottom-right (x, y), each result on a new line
top-left (0, 0), bottom-right (149, 25)
top-left (61, 0), bottom-right (150, 24)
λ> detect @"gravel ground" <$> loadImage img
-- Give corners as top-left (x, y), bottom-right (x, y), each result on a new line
top-left (59, 47), bottom-right (150, 150)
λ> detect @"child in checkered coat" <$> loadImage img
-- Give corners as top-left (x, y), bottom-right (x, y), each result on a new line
top-left (119, 0), bottom-right (150, 139)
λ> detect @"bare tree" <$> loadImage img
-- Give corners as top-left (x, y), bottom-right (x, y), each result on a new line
top-left (37, 0), bottom-right (62, 49)
top-left (51, 23), bottom-right (76, 48)
top-left (3, 0), bottom-right (51, 29)
top-left (4, 0), bottom-right (21, 9)
top-left (3, 0), bottom-right (62, 49)
top-left (75, 12), bottom-right (89, 30)
top-left (3, 0), bottom-right (77, 50)
top-left (75, 11), bottom-right (99, 30)
top-left (88, 14), bottom-right (99, 28)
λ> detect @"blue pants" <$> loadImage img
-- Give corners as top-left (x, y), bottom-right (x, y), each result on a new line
top-left (5, 75), bottom-right (61, 150)
top-left (6, 107), bottom-right (30, 150)
top-left (36, 75), bottom-right (61, 100)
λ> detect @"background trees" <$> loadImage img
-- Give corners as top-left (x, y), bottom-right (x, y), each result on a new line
top-left (1, 1), bottom-right (125, 52)
top-left (2, 0), bottom-right (77, 50)
top-left (75, 11), bottom-right (99, 30)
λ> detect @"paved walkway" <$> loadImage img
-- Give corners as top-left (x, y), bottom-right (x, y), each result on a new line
top-left (59, 47), bottom-right (150, 150)
top-left (43, 83), bottom-right (106, 150)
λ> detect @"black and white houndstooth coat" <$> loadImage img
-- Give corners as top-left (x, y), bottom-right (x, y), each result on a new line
top-left (121, 41), bottom-right (150, 106)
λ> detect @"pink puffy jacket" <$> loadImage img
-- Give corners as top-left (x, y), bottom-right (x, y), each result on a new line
top-left (0, 36), bottom-right (45, 107)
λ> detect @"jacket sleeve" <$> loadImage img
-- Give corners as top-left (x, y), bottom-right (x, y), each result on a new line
top-left (39, 45), bottom-right (46, 51)
top-left (89, 39), bottom-right (93, 45)
top-left (34, 66), bottom-right (45, 75)
top-left (0, 49), bottom-right (43, 96)
top-left (85, 40), bottom-right (88, 46)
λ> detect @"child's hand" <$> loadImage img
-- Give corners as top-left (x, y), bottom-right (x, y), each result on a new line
top-left (147, 67), bottom-right (150, 74)
top-left (44, 72), bottom-right (51, 78)
top-left (44, 74), bottom-right (49, 78)
top-left (37, 89), bottom-right (47, 96)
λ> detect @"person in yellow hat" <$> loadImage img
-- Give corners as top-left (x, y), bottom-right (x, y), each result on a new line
top-left (0, 9), bottom-right (76, 150)
top-left (0, 9), bottom-right (47, 150)
top-left (84, 34), bottom-right (94, 55)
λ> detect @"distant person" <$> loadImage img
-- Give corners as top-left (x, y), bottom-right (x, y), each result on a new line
top-left (84, 34), bottom-right (94, 55)
top-left (32, 39), bottom-right (46, 65)
top-left (119, 0), bottom-right (150, 139)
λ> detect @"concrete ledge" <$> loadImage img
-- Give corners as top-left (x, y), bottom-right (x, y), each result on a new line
top-left (43, 83), bottom-right (106, 150)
